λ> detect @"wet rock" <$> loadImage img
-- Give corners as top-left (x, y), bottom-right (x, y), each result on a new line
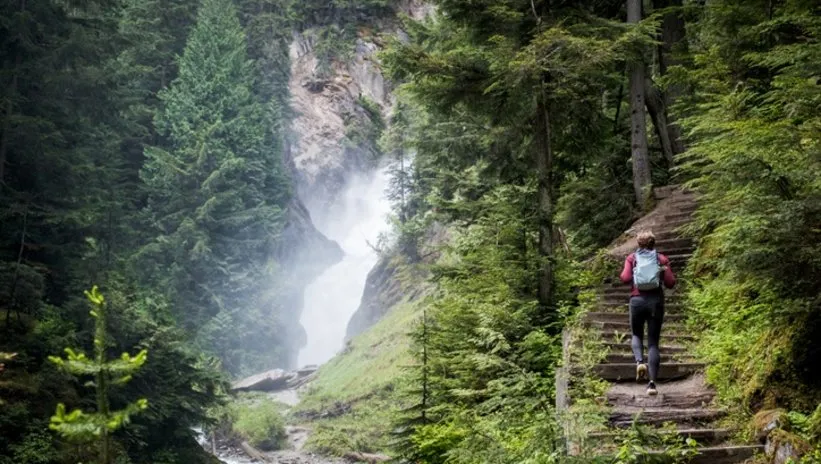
top-left (345, 223), bottom-right (447, 339)
top-left (231, 369), bottom-right (295, 392)
top-left (345, 256), bottom-right (402, 340)
top-left (765, 430), bottom-right (809, 464)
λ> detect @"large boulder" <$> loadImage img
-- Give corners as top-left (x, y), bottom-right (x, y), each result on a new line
top-left (231, 369), bottom-right (293, 392)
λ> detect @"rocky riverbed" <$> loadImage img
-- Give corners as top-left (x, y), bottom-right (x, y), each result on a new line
top-left (200, 367), bottom-right (349, 464)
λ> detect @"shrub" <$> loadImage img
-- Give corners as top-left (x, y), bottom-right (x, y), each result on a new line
top-left (228, 397), bottom-right (287, 451)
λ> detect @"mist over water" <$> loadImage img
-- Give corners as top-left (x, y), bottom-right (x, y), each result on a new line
top-left (297, 166), bottom-right (392, 367)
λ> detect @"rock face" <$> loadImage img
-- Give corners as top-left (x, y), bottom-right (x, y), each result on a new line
top-left (286, 1), bottom-right (433, 217)
top-left (284, 2), bottom-right (435, 355)
top-left (287, 30), bottom-right (389, 218)
top-left (345, 256), bottom-right (403, 340)
top-left (345, 222), bottom-right (448, 339)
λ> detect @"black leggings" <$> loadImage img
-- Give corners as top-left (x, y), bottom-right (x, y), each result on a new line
top-left (629, 294), bottom-right (665, 381)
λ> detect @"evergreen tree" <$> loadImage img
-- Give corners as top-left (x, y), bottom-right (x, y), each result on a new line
top-left (139, 0), bottom-right (291, 374)
top-left (49, 287), bottom-right (148, 464)
top-left (116, 0), bottom-right (199, 180)
top-left (382, 0), bottom-right (652, 313)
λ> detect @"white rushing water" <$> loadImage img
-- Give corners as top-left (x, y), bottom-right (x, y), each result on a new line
top-left (297, 166), bottom-right (392, 367)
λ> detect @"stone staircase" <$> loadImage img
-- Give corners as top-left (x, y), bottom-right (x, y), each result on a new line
top-left (561, 186), bottom-right (764, 463)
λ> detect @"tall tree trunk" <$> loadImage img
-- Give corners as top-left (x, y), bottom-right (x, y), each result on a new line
top-left (628, 0), bottom-right (652, 207)
top-left (535, 88), bottom-right (553, 312)
top-left (645, 77), bottom-right (675, 167)
top-left (421, 306), bottom-right (428, 422)
top-left (654, 0), bottom-right (687, 156)
top-left (7, 205), bottom-right (28, 325)
top-left (613, 65), bottom-right (626, 135)
top-left (0, 64), bottom-right (15, 184)
top-left (398, 148), bottom-right (407, 224)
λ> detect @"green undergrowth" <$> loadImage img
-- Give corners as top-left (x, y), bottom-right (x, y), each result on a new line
top-left (300, 388), bottom-right (399, 456)
top-left (560, 252), bottom-right (621, 457)
top-left (210, 392), bottom-right (288, 451)
top-left (292, 295), bottom-right (427, 456)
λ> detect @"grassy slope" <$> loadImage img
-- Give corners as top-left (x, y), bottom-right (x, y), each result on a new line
top-left (292, 294), bottom-right (426, 456)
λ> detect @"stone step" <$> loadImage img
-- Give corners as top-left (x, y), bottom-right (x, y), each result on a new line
top-left (597, 330), bottom-right (695, 343)
top-left (655, 219), bottom-right (694, 234)
top-left (673, 202), bottom-right (699, 214)
top-left (655, 237), bottom-right (694, 249)
top-left (665, 211), bottom-right (693, 222)
top-left (599, 289), bottom-right (684, 298)
top-left (687, 445), bottom-right (764, 464)
top-left (600, 342), bottom-right (689, 354)
top-left (654, 228), bottom-right (691, 241)
top-left (653, 185), bottom-right (687, 199)
top-left (657, 246), bottom-right (696, 257)
top-left (597, 444), bottom-right (762, 464)
top-left (596, 302), bottom-right (685, 313)
top-left (603, 353), bottom-right (695, 364)
top-left (600, 287), bottom-right (684, 297)
top-left (587, 320), bottom-right (685, 333)
top-left (585, 312), bottom-right (686, 324)
top-left (592, 362), bottom-right (704, 382)
top-left (607, 388), bottom-right (714, 409)
top-left (603, 280), bottom-right (687, 291)
top-left (588, 428), bottom-right (733, 446)
top-left (610, 406), bottom-right (724, 427)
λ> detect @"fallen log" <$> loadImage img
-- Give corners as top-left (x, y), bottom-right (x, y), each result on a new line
top-left (343, 451), bottom-right (391, 463)
top-left (240, 441), bottom-right (272, 463)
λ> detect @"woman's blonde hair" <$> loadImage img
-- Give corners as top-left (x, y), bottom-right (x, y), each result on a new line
top-left (637, 230), bottom-right (656, 249)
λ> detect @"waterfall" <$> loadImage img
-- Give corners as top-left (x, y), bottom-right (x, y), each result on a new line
top-left (297, 166), bottom-right (392, 367)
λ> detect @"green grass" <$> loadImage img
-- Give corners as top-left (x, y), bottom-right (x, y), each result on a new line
top-left (292, 295), bottom-right (427, 455)
top-left (302, 389), bottom-right (400, 455)
top-left (296, 297), bottom-right (423, 408)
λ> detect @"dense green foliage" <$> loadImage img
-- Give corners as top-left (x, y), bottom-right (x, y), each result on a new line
top-left (379, 1), bottom-right (652, 460)
top-left (372, 0), bottom-right (821, 462)
top-left (0, 0), bottom-right (225, 461)
top-left (0, 0), bottom-right (351, 460)
top-left (393, 186), bottom-right (569, 464)
top-left (675, 0), bottom-right (821, 412)
top-left (138, 0), bottom-right (290, 375)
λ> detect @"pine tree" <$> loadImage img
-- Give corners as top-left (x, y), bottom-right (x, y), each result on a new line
top-left (139, 0), bottom-right (291, 374)
top-left (49, 287), bottom-right (148, 464)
